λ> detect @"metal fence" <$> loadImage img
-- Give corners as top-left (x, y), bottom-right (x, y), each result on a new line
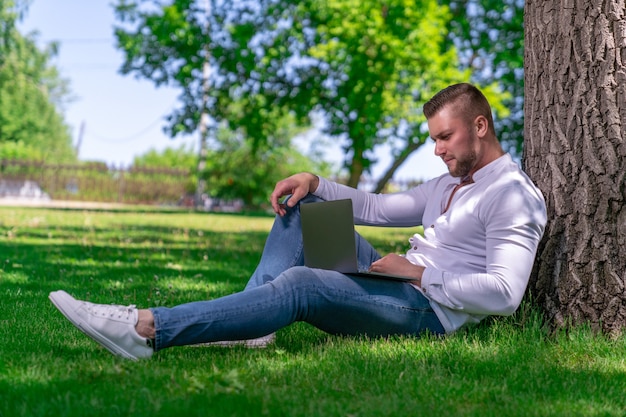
top-left (0, 160), bottom-right (191, 206)
top-left (0, 159), bottom-right (426, 208)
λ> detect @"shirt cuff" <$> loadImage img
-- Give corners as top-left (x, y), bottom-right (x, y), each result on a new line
top-left (420, 267), bottom-right (442, 295)
top-left (312, 176), bottom-right (329, 198)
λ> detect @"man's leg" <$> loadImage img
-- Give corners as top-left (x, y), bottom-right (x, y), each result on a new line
top-left (202, 194), bottom-right (383, 347)
top-left (49, 266), bottom-right (443, 359)
top-left (152, 266), bottom-right (444, 350)
top-left (49, 196), bottom-right (396, 358)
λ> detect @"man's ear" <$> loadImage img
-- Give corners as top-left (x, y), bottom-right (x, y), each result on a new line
top-left (474, 115), bottom-right (489, 138)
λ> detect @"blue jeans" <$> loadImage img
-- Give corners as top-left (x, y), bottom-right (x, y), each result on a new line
top-left (151, 195), bottom-right (444, 350)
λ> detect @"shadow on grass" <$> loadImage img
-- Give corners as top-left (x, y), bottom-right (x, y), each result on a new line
top-left (0, 224), bottom-right (271, 300)
top-left (243, 329), bottom-right (626, 416)
top-left (2, 208), bottom-right (625, 416)
top-left (2, 323), bottom-right (625, 417)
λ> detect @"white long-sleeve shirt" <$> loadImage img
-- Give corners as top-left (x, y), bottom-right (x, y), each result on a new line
top-left (313, 154), bottom-right (547, 333)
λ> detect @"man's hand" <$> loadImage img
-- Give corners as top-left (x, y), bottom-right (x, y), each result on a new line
top-left (369, 254), bottom-right (425, 286)
top-left (270, 173), bottom-right (320, 216)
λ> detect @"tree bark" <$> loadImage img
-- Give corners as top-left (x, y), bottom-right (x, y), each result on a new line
top-left (524, 0), bottom-right (626, 335)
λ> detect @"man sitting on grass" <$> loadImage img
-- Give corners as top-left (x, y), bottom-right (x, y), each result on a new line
top-left (49, 83), bottom-right (547, 360)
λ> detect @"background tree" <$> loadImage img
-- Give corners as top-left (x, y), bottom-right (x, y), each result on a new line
top-left (524, 0), bottom-right (626, 335)
top-left (212, 0), bottom-right (469, 189)
top-left (132, 144), bottom-right (198, 195)
top-left (132, 119), bottom-right (328, 209)
top-left (133, 144), bottom-right (198, 171)
top-left (0, 0), bottom-right (76, 163)
top-left (203, 117), bottom-right (332, 208)
top-left (114, 0), bottom-right (512, 191)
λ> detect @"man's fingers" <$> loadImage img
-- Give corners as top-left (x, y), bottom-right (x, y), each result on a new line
top-left (270, 173), bottom-right (318, 215)
top-left (286, 188), bottom-right (308, 207)
top-left (270, 179), bottom-right (294, 213)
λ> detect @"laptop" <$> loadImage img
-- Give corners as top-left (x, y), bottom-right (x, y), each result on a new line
top-left (300, 199), bottom-right (418, 282)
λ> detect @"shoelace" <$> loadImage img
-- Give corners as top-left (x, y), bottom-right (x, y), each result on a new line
top-left (86, 302), bottom-right (137, 320)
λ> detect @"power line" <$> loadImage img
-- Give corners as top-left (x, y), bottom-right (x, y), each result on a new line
top-left (46, 38), bottom-right (114, 44)
top-left (87, 117), bottom-right (167, 143)
top-left (85, 101), bottom-right (179, 143)
top-left (61, 64), bottom-right (119, 70)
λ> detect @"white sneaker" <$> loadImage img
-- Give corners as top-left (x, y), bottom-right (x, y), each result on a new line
top-left (193, 333), bottom-right (275, 348)
top-left (49, 290), bottom-right (153, 360)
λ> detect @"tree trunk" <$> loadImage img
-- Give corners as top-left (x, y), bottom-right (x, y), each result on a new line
top-left (346, 126), bottom-right (367, 188)
top-left (373, 139), bottom-right (424, 193)
top-left (346, 153), bottom-right (364, 189)
top-left (524, 0), bottom-right (626, 335)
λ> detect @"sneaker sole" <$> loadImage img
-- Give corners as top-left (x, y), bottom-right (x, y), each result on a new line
top-left (49, 291), bottom-right (140, 360)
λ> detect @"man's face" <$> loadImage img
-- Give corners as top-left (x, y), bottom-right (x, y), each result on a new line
top-left (427, 106), bottom-right (480, 178)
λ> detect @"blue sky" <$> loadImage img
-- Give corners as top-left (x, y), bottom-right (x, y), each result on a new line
top-left (19, 0), bottom-right (446, 181)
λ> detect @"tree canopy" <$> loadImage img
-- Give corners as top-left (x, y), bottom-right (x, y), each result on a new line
top-left (0, 0), bottom-right (76, 162)
top-left (209, 0), bottom-right (471, 188)
top-left (114, 0), bottom-right (517, 188)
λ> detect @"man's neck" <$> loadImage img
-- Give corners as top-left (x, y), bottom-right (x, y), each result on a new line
top-left (471, 142), bottom-right (505, 177)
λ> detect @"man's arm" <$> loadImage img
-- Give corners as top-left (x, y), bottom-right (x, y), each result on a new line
top-left (270, 173), bottom-right (320, 216)
top-left (272, 172), bottom-right (433, 228)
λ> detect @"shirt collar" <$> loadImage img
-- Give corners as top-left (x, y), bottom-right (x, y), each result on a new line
top-left (471, 153), bottom-right (512, 183)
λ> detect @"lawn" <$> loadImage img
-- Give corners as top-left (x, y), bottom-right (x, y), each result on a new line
top-left (0, 205), bottom-right (624, 417)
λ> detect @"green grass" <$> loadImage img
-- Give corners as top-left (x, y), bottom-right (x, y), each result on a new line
top-left (0, 206), bottom-right (625, 417)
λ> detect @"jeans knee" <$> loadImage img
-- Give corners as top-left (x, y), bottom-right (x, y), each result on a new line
top-left (271, 266), bottom-right (326, 295)
top-left (277, 266), bottom-right (317, 285)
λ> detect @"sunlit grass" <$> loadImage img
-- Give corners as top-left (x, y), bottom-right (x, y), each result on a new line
top-left (0, 205), bottom-right (625, 417)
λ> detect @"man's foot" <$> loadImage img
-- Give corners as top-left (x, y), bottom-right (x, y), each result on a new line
top-left (49, 290), bottom-right (153, 360)
top-left (193, 333), bottom-right (276, 348)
